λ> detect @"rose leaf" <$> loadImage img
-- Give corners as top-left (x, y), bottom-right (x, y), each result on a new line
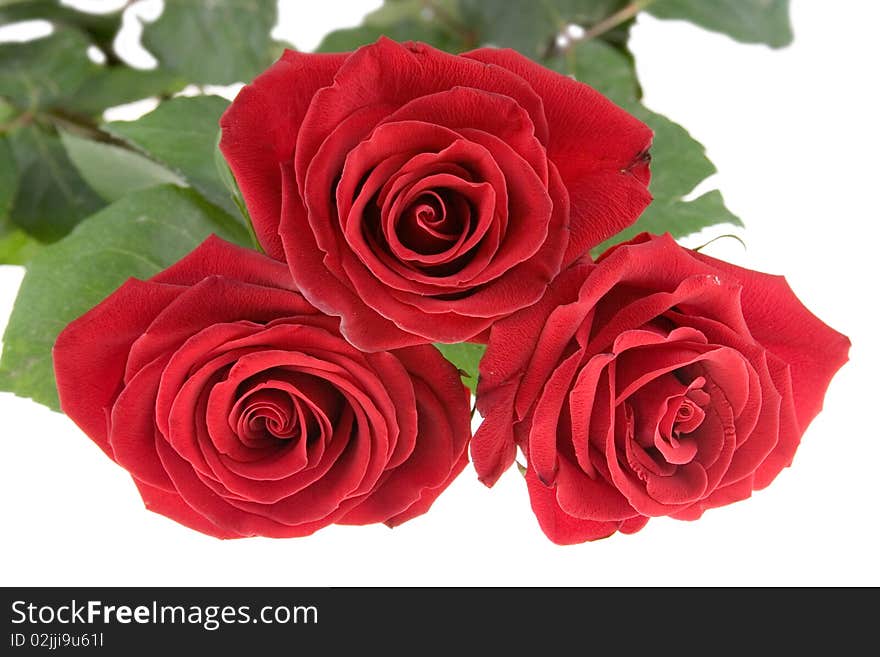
top-left (0, 185), bottom-right (250, 411)
top-left (67, 68), bottom-right (188, 118)
top-left (459, 0), bottom-right (631, 60)
top-left (5, 125), bottom-right (105, 244)
top-left (435, 342), bottom-right (488, 394)
top-left (554, 40), bottom-right (743, 252)
top-left (547, 37), bottom-right (640, 107)
top-left (316, 0), bottom-right (469, 54)
top-left (141, 0), bottom-right (280, 85)
top-left (0, 134), bottom-right (40, 265)
top-left (0, 1), bottom-right (123, 55)
top-left (59, 130), bottom-right (183, 203)
top-left (104, 95), bottom-right (242, 221)
top-left (647, 0), bottom-right (793, 48)
top-left (0, 27), bottom-right (98, 111)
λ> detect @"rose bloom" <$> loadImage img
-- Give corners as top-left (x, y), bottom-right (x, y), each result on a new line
top-left (472, 233), bottom-right (849, 544)
top-left (220, 38), bottom-right (652, 350)
top-left (53, 237), bottom-right (471, 538)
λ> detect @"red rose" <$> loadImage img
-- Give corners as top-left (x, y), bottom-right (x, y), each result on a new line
top-left (472, 233), bottom-right (849, 544)
top-left (219, 38), bottom-right (652, 350)
top-left (53, 237), bottom-right (471, 538)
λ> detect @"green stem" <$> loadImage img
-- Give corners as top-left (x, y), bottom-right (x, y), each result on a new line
top-left (1, 107), bottom-right (123, 149)
top-left (0, 110), bottom-right (34, 135)
top-left (692, 233), bottom-right (747, 253)
top-left (41, 109), bottom-right (122, 145)
top-left (568, 0), bottom-right (656, 48)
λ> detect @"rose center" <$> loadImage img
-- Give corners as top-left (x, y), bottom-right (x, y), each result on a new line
top-left (235, 388), bottom-right (301, 448)
top-left (626, 374), bottom-right (711, 474)
top-left (397, 191), bottom-right (466, 255)
top-left (668, 396), bottom-right (706, 436)
top-left (649, 380), bottom-right (709, 465)
top-left (227, 372), bottom-right (342, 455)
top-left (415, 204), bottom-right (438, 225)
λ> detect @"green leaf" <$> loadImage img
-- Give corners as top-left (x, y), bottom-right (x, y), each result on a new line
top-left (142, 0), bottom-right (278, 85)
top-left (459, 0), bottom-right (558, 59)
top-left (105, 95), bottom-right (240, 219)
top-left (315, 26), bottom-right (385, 53)
top-left (67, 67), bottom-right (187, 118)
top-left (0, 134), bottom-right (40, 264)
top-left (0, 4), bottom-right (183, 117)
top-left (0, 98), bottom-right (16, 124)
top-left (317, 23), bottom-right (452, 53)
top-left (316, 0), bottom-right (469, 53)
top-left (0, 0), bottom-right (123, 54)
top-left (0, 185), bottom-right (251, 410)
top-left (618, 189), bottom-right (741, 245)
top-left (594, 108), bottom-right (742, 252)
top-left (647, 0), bottom-right (793, 48)
top-left (213, 132), bottom-right (253, 236)
top-left (459, 0), bottom-right (628, 60)
top-left (548, 38), bottom-right (639, 107)
top-left (634, 107), bottom-right (715, 201)
top-left (0, 229), bottom-right (42, 265)
top-left (59, 130), bottom-right (183, 202)
top-left (0, 134), bottom-right (16, 220)
top-left (552, 40), bottom-right (741, 252)
top-left (435, 342), bottom-right (487, 394)
top-left (7, 124), bottom-right (105, 242)
top-left (0, 27), bottom-right (98, 110)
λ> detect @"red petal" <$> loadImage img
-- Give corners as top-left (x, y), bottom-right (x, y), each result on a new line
top-left (692, 250), bottom-right (850, 433)
top-left (470, 383), bottom-right (518, 487)
top-left (527, 348), bottom-right (584, 485)
top-left (154, 436), bottom-right (351, 538)
top-left (348, 345), bottom-right (470, 526)
top-left (464, 47), bottom-right (653, 256)
top-left (54, 278), bottom-right (183, 456)
top-left (384, 450), bottom-right (469, 528)
top-left (295, 39), bottom-right (548, 197)
top-left (151, 235), bottom-right (295, 290)
top-left (472, 262), bottom-right (592, 485)
top-left (109, 356), bottom-right (174, 490)
top-left (525, 465), bottom-right (640, 544)
top-left (754, 356), bottom-right (801, 488)
top-left (279, 162), bottom-right (428, 351)
top-left (134, 477), bottom-right (243, 538)
top-left (125, 276), bottom-right (310, 378)
top-left (219, 51), bottom-right (347, 258)
top-left (380, 86), bottom-right (549, 183)
top-left (555, 454), bottom-right (637, 522)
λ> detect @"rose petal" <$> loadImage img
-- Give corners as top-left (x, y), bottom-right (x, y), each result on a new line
top-left (555, 454), bottom-right (638, 522)
top-left (525, 465), bottom-right (635, 545)
top-left (473, 262), bottom-right (593, 484)
top-left (54, 279), bottom-right (182, 456)
top-left (527, 348), bottom-right (586, 485)
top-left (219, 51), bottom-right (347, 258)
top-left (463, 47), bottom-right (653, 256)
top-left (133, 476), bottom-right (242, 539)
top-left (692, 251), bottom-right (850, 432)
top-left (109, 355), bottom-right (174, 490)
top-left (295, 39), bottom-right (549, 197)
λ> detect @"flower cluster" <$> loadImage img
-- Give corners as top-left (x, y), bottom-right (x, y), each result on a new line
top-left (53, 40), bottom-right (848, 543)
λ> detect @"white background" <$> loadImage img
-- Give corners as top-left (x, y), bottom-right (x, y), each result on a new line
top-left (1, 0), bottom-right (878, 586)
